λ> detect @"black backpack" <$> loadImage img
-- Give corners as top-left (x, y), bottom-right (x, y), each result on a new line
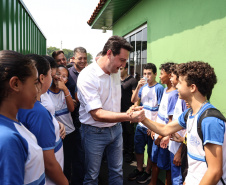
top-left (184, 107), bottom-right (226, 184)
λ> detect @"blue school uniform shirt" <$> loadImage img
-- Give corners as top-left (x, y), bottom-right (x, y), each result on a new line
top-left (138, 83), bottom-right (164, 128)
top-left (18, 100), bottom-right (64, 184)
top-left (0, 114), bottom-right (45, 185)
top-left (155, 88), bottom-right (178, 139)
top-left (178, 102), bottom-right (226, 184)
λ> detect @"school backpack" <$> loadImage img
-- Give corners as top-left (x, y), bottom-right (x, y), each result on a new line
top-left (184, 107), bottom-right (226, 185)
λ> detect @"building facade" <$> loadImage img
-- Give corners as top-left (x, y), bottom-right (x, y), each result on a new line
top-left (88, 0), bottom-right (226, 115)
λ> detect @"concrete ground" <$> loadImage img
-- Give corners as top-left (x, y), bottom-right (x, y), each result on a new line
top-left (98, 157), bottom-right (165, 185)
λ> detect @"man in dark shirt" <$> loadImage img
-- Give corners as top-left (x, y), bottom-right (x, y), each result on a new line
top-left (66, 47), bottom-right (87, 185)
top-left (120, 62), bottom-right (138, 162)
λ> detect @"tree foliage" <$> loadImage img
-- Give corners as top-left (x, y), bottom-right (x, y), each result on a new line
top-left (62, 49), bottom-right (74, 60)
top-left (87, 53), bottom-right (93, 64)
top-left (47, 46), bottom-right (59, 56)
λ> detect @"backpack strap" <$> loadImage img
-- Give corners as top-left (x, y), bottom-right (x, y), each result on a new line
top-left (197, 108), bottom-right (226, 185)
top-left (197, 108), bottom-right (226, 144)
top-left (184, 108), bottom-right (192, 123)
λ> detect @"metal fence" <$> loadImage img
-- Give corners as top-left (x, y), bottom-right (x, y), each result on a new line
top-left (0, 0), bottom-right (46, 54)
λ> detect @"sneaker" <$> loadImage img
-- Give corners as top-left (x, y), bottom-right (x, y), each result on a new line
top-left (128, 168), bottom-right (144, 181)
top-left (136, 171), bottom-right (152, 184)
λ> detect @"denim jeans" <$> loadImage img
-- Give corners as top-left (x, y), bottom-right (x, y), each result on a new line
top-left (81, 123), bottom-right (123, 185)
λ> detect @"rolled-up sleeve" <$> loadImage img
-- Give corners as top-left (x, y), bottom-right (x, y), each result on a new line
top-left (77, 75), bottom-right (102, 113)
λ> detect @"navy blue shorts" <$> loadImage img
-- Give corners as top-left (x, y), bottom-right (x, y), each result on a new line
top-left (151, 139), bottom-right (170, 170)
top-left (134, 124), bottom-right (153, 156)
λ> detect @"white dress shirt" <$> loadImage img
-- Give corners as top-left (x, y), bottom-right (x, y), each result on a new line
top-left (77, 62), bottom-right (121, 127)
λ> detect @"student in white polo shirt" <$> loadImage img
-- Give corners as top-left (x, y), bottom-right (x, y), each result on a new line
top-left (77, 36), bottom-right (146, 185)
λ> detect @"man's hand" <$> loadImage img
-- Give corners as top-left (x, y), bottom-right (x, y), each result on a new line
top-left (126, 105), bottom-right (143, 115)
top-left (129, 109), bottom-right (145, 123)
top-left (160, 136), bottom-right (170, 149)
top-left (126, 105), bottom-right (136, 115)
top-left (126, 106), bottom-right (144, 123)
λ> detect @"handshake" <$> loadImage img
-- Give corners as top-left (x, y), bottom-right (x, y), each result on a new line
top-left (126, 105), bottom-right (146, 123)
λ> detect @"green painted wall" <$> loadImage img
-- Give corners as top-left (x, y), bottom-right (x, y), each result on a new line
top-left (113, 0), bottom-right (226, 115)
top-left (0, 0), bottom-right (46, 54)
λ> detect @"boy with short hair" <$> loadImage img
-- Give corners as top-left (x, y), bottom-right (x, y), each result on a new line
top-left (150, 62), bottom-right (178, 185)
top-left (128, 63), bottom-right (164, 183)
top-left (135, 61), bottom-right (226, 185)
top-left (168, 64), bottom-right (187, 185)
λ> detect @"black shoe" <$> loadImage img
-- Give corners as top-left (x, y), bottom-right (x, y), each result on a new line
top-left (136, 171), bottom-right (152, 184)
top-left (128, 168), bottom-right (143, 181)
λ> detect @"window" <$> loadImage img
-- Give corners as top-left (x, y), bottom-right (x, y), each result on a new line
top-left (125, 24), bottom-right (147, 81)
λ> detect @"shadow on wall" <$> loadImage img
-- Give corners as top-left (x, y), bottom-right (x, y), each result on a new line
top-left (148, 0), bottom-right (226, 42)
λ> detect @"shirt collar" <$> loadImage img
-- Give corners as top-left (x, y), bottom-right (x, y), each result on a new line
top-left (93, 62), bottom-right (108, 77)
top-left (71, 65), bottom-right (79, 74)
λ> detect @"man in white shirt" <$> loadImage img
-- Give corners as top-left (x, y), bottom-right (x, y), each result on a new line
top-left (77, 36), bottom-right (145, 185)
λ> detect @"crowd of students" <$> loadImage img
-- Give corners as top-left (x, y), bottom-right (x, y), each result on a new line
top-left (0, 39), bottom-right (225, 185)
top-left (128, 62), bottom-right (187, 184)
top-left (128, 61), bottom-right (226, 185)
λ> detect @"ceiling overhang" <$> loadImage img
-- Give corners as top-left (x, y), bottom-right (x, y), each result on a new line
top-left (87, 0), bottom-right (141, 30)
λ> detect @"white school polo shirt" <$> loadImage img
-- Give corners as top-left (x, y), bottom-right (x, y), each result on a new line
top-left (48, 89), bottom-right (75, 135)
top-left (138, 83), bottom-right (164, 128)
top-left (169, 98), bottom-right (187, 154)
top-left (178, 103), bottom-right (226, 185)
top-left (77, 62), bottom-right (121, 127)
top-left (0, 114), bottom-right (45, 185)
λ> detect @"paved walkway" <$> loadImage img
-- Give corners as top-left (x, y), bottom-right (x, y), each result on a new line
top-left (98, 158), bottom-right (164, 185)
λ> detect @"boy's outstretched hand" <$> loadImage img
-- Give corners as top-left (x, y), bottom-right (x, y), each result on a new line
top-left (160, 136), bottom-right (170, 149)
top-left (170, 133), bottom-right (184, 143)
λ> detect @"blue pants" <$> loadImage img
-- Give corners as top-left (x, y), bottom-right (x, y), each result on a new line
top-left (81, 123), bottom-right (123, 185)
top-left (170, 152), bottom-right (183, 185)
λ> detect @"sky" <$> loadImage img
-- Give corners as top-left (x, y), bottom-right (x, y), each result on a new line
top-left (22, 0), bottom-right (112, 58)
